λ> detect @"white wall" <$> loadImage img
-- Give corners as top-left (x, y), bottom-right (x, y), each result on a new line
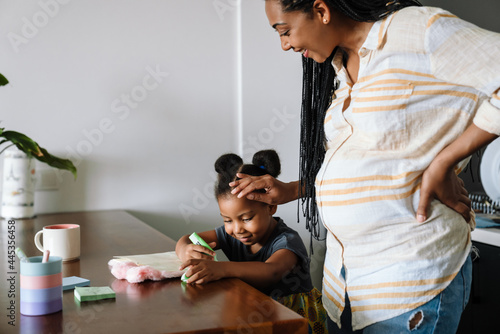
top-left (420, 0), bottom-right (500, 32)
top-left (0, 0), bottom-right (326, 287)
top-left (0, 0), bottom-right (238, 245)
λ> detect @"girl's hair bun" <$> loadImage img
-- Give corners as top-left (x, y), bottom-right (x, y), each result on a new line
top-left (214, 150), bottom-right (282, 199)
top-left (252, 149), bottom-right (281, 178)
top-left (214, 153), bottom-right (243, 175)
top-left (214, 153), bottom-right (243, 198)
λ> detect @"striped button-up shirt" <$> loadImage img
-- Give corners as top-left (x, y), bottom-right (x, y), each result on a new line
top-left (317, 6), bottom-right (500, 330)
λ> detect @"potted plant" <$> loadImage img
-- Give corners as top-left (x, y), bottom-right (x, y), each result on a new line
top-left (1, 73), bottom-right (77, 218)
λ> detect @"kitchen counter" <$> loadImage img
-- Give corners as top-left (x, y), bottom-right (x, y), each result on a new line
top-left (471, 214), bottom-right (500, 247)
top-left (471, 227), bottom-right (500, 247)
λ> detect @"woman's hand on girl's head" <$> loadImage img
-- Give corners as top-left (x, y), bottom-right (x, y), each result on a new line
top-left (229, 173), bottom-right (299, 205)
top-left (179, 259), bottom-right (225, 284)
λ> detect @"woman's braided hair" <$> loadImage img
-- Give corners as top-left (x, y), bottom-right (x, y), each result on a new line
top-left (277, 0), bottom-right (422, 20)
top-left (270, 0), bottom-right (422, 243)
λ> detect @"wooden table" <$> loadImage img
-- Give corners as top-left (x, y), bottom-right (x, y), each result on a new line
top-left (0, 210), bottom-right (307, 334)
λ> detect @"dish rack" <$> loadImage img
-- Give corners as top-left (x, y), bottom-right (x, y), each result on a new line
top-left (470, 193), bottom-right (500, 216)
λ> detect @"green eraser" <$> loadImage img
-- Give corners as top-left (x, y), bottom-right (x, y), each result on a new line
top-left (189, 232), bottom-right (217, 261)
top-left (74, 286), bottom-right (115, 302)
top-left (181, 272), bottom-right (190, 283)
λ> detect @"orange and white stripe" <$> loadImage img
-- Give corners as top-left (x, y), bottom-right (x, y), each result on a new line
top-left (318, 5), bottom-right (499, 331)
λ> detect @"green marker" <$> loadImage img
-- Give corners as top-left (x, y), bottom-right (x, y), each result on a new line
top-left (15, 247), bottom-right (29, 262)
top-left (181, 233), bottom-right (217, 283)
top-left (189, 232), bottom-right (217, 261)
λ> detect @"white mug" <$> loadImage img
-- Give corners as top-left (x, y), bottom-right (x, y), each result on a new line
top-left (34, 224), bottom-right (80, 262)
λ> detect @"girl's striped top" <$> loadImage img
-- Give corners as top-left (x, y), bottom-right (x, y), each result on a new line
top-left (317, 6), bottom-right (500, 330)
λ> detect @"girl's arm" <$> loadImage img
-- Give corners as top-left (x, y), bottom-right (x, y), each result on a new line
top-left (179, 248), bottom-right (299, 290)
top-left (175, 230), bottom-right (218, 262)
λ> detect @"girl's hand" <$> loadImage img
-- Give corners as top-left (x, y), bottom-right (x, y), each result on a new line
top-left (179, 259), bottom-right (225, 284)
top-left (175, 231), bottom-right (218, 263)
top-left (229, 173), bottom-right (298, 205)
top-left (417, 161), bottom-right (471, 223)
top-left (180, 242), bottom-right (217, 262)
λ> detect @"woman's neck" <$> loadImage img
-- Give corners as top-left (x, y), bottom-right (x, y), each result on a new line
top-left (331, 11), bottom-right (375, 55)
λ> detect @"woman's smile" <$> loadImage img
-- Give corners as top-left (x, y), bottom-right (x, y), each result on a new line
top-left (265, 0), bottom-right (335, 63)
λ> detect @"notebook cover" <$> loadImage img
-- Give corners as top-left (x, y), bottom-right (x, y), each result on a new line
top-left (63, 276), bottom-right (90, 291)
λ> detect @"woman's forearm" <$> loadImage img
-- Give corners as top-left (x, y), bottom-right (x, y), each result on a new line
top-left (433, 123), bottom-right (498, 171)
top-left (287, 180), bottom-right (301, 202)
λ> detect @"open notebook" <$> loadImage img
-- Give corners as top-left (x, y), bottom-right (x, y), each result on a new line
top-left (108, 251), bottom-right (185, 283)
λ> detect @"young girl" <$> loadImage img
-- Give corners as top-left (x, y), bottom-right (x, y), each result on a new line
top-left (176, 149), bottom-right (328, 333)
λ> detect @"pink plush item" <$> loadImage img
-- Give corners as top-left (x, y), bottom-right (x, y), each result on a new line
top-left (126, 265), bottom-right (164, 283)
top-left (109, 260), bottom-right (138, 280)
top-left (108, 254), bottom-right (185, 283)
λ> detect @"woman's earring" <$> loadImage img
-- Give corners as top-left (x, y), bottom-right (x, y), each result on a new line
top-left (323, 19), bottom-right (328, 23)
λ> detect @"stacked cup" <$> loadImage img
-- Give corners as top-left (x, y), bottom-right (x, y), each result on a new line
top-left (20, 256), bottom-right (63, 316)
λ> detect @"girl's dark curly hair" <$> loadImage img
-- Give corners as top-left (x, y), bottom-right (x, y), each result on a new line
top-left (214, 150), bottom-right (281, 199)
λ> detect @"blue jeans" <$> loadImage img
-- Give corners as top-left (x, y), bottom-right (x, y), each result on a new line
top-left (328, 254), bottom-right (472, 334)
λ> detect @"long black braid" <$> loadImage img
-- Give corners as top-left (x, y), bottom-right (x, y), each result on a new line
top-left (298, 51), bottom-right (337, 246)
top-left (271, 0), bottom-right (423, 245)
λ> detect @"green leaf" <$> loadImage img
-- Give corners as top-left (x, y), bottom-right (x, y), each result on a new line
top-left (1, 131), bottom-right (42, 156)
top-left (35, 147), bottom-right (77, 179)
top-left (0, 73), bottom-right (8, 86)
top-left (1, 130), bottom-right (77, 179)
top-left (0, 76), bottom-right (77, 178)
